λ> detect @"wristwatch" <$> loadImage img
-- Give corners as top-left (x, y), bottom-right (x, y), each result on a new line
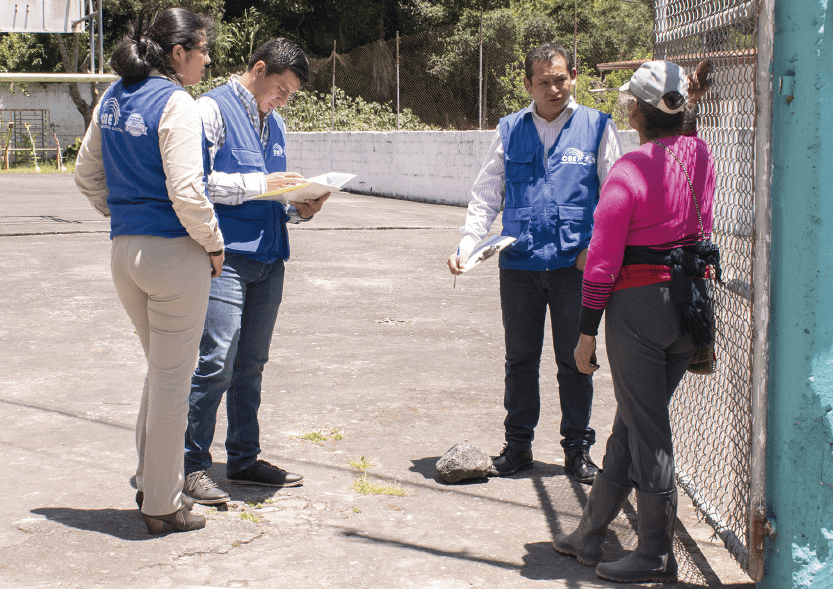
top-left (208, 248), bottom-right (224, 257)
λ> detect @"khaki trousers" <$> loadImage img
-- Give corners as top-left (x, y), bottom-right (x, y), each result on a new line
top-left (111, 235), bottom-right (211, 516)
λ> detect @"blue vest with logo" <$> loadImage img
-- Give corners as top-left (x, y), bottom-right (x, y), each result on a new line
top-left (206, 84), bottom-right (289, 262)
top-left (498, 105), bottom-right (609, 271)
top-left (100, 77), bottom-right (191, 239)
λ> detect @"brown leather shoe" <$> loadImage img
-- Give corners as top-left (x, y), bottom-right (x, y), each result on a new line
top-left (184, 470), bottom-right (230, 505)
top-left (142, 506), bottom-right (206, 534)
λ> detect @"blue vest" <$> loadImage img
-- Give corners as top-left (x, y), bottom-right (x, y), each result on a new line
top-left (100, 77), bottom-right (190, 239)
top-left (498, 105), bottom-right (609, 270)
top-left (206, 84), bottom-right (290, 262)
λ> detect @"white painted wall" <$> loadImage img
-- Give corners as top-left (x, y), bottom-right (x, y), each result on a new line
top-left (0, 82), bottom-right (98, 150)
top-left (286, 129), bottom-right (640, 206)
top-left (0, 82), bottom-right (641, 204)
top-left (285, 131), bottom-right (495, 206)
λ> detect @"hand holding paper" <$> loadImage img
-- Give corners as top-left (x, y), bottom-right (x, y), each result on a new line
top-left (291, 192), bottom-right (330, 218)
top-left (461, 235), bottom-right (516, 272)
top-left (265, 171), bottom-right (305, 192)
top-left (253, 171), bottom-right (356, 204)
top-left (447, 235), bottom-right (516, 277)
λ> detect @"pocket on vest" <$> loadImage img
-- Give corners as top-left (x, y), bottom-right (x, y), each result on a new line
top-left (502, 206), bottom-right (533, 252)
top-left (557, 205), bottom-right (591, 251)
top-left (231, 149), bottom-right (263, 167)
top-left (505, 152), bottom-right (535, 182)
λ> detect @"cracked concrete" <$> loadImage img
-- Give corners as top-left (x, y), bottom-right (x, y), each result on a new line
top-left (0, 174), bottom-right (753, 588)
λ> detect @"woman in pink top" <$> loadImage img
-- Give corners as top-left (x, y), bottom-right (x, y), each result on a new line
top-left (552, 60), bottom-right (718, 583)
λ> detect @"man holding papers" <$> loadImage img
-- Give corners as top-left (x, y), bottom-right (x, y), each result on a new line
top-left (184, 38), bottom-right (328, 504)
top-left (447, 43), bottom-right (622, 484)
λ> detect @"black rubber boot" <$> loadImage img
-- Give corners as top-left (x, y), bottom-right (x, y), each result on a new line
top-left (595, 488), bottom-right (679, 583)
top-left (552, 474), bottom-right (632, 566)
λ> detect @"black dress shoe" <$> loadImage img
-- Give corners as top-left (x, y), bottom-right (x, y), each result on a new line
top-left (226, 459), bottom-right (304, 487)
top-left (488, 443), bottom-right (534, 476)
top-left (564, 448), bottom-right (599, 484)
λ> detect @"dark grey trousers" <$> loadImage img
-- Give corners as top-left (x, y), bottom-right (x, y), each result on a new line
top-left (600, 281), bottom-right (699, 494)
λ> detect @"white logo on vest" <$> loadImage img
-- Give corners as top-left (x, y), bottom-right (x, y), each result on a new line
top-left (125, 113), bottom-right (148, 137)
top-left (272, 144), bottom-right (285, 157)
top-left (561, 147), bottom-right (596, 166)
top-left (100, 98), bottom-right (121, 131)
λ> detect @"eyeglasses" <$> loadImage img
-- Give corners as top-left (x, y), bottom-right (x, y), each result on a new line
top-left (192, 45), bottom-right (210, 57)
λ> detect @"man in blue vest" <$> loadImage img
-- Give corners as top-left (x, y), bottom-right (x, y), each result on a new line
top-left (448, 43), bottom-right (622, 484)
top-left (183, 38), bottom-right (328, 504)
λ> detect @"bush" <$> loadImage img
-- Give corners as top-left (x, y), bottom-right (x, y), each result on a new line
top-left (63, 137), bottom-right (83, 161)
top-left (283, 88), bottom-right (438, 132)
top-left (188, 81), bottom-right (436, 132)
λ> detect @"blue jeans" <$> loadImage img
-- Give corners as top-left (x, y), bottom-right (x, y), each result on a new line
top-left (500, 267), bottom-right (595, 451)
top-left (185, 253), bottom-right (285, 474)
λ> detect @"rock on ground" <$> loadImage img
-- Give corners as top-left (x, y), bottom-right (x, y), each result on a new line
top-left (436, 443), bottom-right (493, 483)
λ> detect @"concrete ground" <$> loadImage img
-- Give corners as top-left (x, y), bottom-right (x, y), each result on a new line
top-left (0, 174), bottom-right (753, 589)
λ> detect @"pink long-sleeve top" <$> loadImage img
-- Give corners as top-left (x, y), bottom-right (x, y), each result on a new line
top-left (578, 134), bottom-right (716, 336)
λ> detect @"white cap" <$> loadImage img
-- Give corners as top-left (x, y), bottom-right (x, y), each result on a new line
top-left (619, 60), bottom-right (689, 114)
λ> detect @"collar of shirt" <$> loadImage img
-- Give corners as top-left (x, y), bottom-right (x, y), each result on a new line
top-left (528, 96), bottom-right (577, 125)
top-left (228, 75), bottom-right (271, 146)
top-left (148, 70), bottom-right (182, 87)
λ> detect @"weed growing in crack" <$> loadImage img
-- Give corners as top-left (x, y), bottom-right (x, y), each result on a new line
top-left (240, 512), bottom-right (263, 523)
top-left (348, 455), bottom-right (374, 471)
top-left (300, 428), bottom-right (344, 443)
top-left (352, 474), bottom-right (405, 496)
top-left (302, 430), bottom-right (327, 442)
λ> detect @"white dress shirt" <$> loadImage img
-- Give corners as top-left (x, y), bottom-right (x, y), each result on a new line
top-left (458, 97), bottom-right (622, 256)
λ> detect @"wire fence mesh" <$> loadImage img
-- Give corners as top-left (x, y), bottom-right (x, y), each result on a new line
top-left (656, 0), bottom-right (760, 574)
top-left (299, 8), bottom-right (650, 132)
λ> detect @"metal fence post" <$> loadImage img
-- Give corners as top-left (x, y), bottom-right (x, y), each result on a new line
top-left (331, 40), bottom-right (336, 132)
top-left (573, 0), bottom-right (578, 74)
top-left (396, 31), bottom-right (400, 131)
top-left (87, 0), bottom-right (95, 74)
top-left (96, 0), bottom-right (104, 74)
top-left (478, 15), bottom-right (483, 131)
top-left (748, 0), bottom-right (775, 580)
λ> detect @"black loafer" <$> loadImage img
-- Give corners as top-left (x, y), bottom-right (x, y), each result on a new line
top-left (488, 443), bottom-right (533, 476)
top-left (564, 448), bottom-right (599, 484)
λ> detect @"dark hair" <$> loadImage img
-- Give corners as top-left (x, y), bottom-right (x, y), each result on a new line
top-left (247, 38), bottom-right (310, 85)
top-left (635, 92), bottom-right (697, 139)
top-left (524, 43), bottom-right (573, 81)
top-left (111, 8), bottom-right (213, 85)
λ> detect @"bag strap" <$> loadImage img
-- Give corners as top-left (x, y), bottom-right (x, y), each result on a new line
top-left (651, 140), bottom-right (704, 236)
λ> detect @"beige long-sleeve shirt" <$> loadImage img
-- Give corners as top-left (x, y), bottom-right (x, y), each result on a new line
top-left (75, 74), bottom-right (224, 253)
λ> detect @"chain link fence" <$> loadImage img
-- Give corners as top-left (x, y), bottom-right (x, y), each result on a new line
top-left (298, 7), bottom-right (651, 131)
top-left (655, 0), bottom-right (763, 578)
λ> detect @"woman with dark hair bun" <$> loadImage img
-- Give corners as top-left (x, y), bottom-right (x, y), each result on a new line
top-left (75, 7), bottom-right (222, 534)
top-left (553, 59), bottom-right (717, 582)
